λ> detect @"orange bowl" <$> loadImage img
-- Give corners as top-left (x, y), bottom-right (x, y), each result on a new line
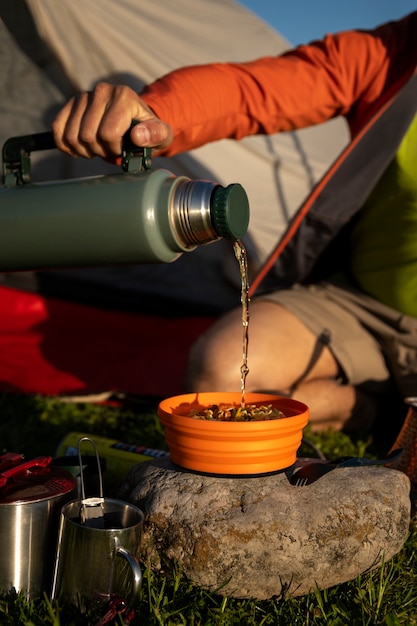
top-left (157, 392), bottom-right (309, 475)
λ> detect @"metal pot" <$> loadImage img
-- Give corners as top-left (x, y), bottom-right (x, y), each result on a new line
top-left (0, 455), bottom-right (77, 599)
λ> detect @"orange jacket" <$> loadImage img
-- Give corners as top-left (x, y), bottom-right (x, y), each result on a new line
top-left (141, 12), bottom-right (417, 156)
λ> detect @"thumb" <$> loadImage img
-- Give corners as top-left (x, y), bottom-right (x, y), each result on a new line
top-left (130, 119), bottom-right (173, 151)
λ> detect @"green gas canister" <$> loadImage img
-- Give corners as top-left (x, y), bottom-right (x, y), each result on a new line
top-left (0, 129), bottom-right (249, 271)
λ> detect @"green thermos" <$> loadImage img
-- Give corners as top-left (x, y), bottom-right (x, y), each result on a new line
top-left (0, 131), bottom-right (249, 271)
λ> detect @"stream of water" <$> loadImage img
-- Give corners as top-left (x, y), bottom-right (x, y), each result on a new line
top-left (233, 240), bottom-right (250, 407)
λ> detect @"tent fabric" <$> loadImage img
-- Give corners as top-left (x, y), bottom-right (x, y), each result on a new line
top-left (0, 0), bottom-right (348, 396)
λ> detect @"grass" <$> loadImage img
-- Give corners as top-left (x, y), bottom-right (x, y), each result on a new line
top-left (0, 393), bottom-right (416, 625)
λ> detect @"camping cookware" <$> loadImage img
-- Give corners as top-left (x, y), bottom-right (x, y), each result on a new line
top-left (157, 392), bottom-right (309, 475)
top-left (0, 455), bottom-right (76, 598)
top-left (0, 129), bottom-right (249, 271)
top-left (52, 438), bottom-right (143, 615)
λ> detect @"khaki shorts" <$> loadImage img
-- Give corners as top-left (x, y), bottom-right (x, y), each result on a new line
top-left (257, 282), bottom-right (417, 398)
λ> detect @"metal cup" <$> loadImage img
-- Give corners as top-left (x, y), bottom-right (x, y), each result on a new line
top-left (51, 497), bottom-right (143, 613)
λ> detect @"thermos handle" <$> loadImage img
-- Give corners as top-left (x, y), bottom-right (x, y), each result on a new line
top-left (2, 121), bottom-right (152, 186)
top-left (115, 543), bottom-right (143, 612)
top-left (3, 131), bottom-right (56, 158)
top-left (2, 132), bottom-right (55, 185)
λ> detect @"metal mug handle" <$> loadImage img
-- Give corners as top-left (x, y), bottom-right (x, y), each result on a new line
top-left (115, 541), bottom-right (143, 612)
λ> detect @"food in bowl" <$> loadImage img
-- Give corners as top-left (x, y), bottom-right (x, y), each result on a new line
top-left (188, 403), bottom-right (285, 421)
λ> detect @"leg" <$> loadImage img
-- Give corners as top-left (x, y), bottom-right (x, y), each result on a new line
top-left (185, 300), bottom-right (369, 430)
top-left (186, 300), bottom-right (338, 392)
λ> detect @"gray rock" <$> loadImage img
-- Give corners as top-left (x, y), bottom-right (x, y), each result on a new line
top-left (119, 458), bottom-right (411, 599)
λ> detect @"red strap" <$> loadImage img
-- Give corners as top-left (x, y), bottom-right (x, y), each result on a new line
top-left (94, 597), bottom-right (135, 626)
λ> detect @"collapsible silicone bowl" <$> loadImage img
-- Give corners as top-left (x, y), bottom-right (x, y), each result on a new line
top-left (157, 392), bottom-right (309, 475)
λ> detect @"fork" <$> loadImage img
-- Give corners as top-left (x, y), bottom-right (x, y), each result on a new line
top-left (289, 448), bottom-right (403, 487)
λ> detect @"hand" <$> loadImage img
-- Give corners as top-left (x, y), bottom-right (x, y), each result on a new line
top-left (51, 82), bottom-right (173, 159)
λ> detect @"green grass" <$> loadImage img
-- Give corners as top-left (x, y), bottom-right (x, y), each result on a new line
top-left (0, 393), bottom-right (416, 625)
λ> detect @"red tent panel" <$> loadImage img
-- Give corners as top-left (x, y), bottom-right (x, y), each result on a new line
top-left (0, 286), bottom-right (214, 396)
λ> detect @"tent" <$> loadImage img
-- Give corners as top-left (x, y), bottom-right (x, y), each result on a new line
top-left (0, 0), bottom-right (348, 397)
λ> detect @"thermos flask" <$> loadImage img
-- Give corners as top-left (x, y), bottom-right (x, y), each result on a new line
top-left (0, 130), bottom-right (250, 271)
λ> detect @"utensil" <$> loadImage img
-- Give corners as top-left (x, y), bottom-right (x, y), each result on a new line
top-left (289, 448), bottom-right (404, 486)
top-left (158, 392), bottom-right (309, 475)
top-left (0, 455), bottom-right (76, 598)
top-left (52, 437), bottom-right (143, 615)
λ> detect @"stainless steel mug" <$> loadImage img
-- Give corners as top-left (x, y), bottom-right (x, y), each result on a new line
top-left (51, 497), bottom-right (143, 613)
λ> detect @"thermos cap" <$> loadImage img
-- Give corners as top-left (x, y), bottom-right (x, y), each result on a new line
top-left (211, 184), bottom-right (250, 241)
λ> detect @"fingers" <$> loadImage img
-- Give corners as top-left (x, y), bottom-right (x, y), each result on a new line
top-left (52, 82), bottom-right (173, 159)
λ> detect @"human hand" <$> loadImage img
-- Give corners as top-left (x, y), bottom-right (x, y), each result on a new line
top-left (52, 82), bottom-right (173, 159)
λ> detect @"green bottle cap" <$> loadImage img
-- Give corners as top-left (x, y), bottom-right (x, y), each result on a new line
top-left (211, 184), bottom-right (250, 241)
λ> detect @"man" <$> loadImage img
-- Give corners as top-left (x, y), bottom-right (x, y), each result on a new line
top-left (52, 12), bottom-right (417, 435)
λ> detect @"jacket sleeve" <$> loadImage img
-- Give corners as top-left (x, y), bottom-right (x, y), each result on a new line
top-left (140, 12), bottom-right (417, 156)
